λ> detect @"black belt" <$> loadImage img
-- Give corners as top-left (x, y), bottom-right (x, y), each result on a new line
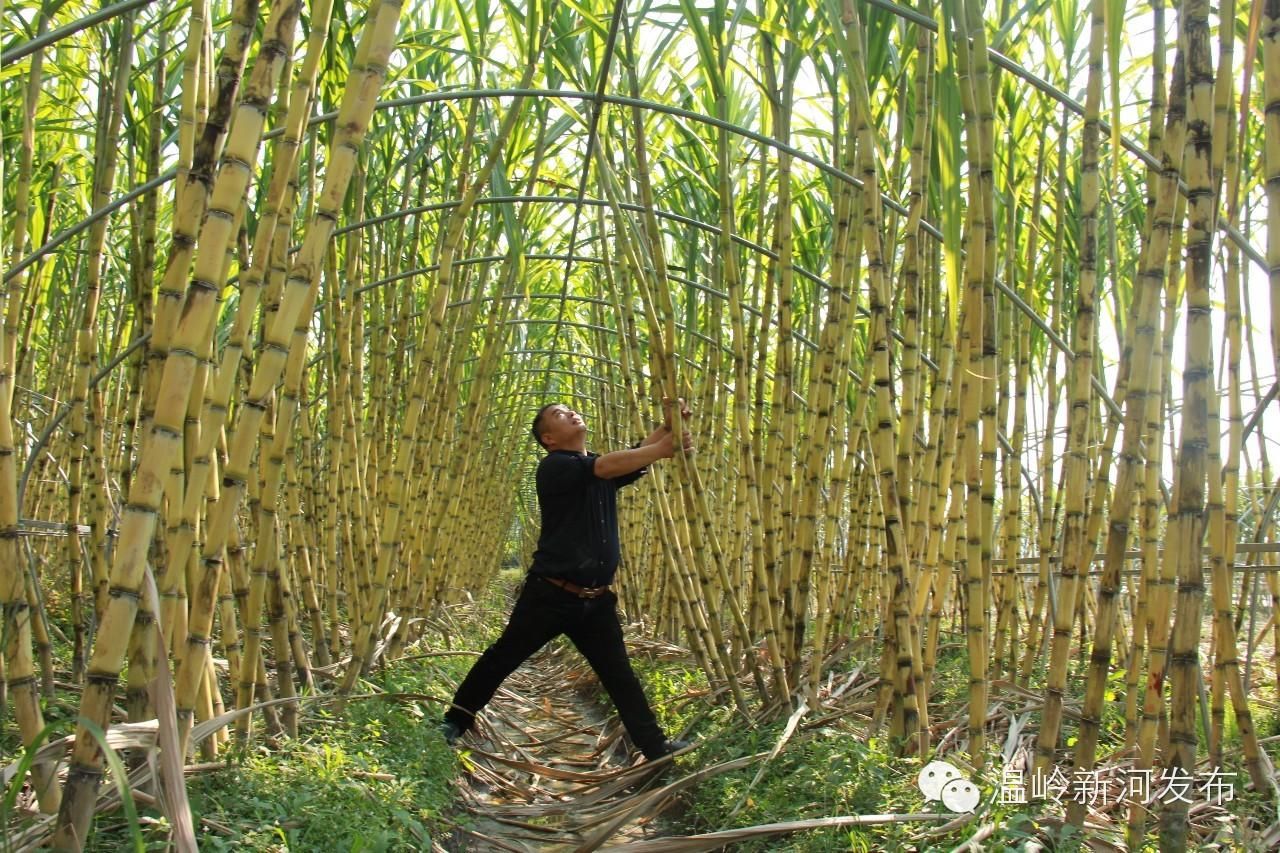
top-left (540, 575), bottom-right (610, 599)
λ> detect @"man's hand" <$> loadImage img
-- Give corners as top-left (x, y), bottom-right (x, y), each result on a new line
top-left (652, 425), bottom-right (694, 458)
top-left (640, 397), bottom-right (694, 450)
top-left (665, 397), bottom-right (694, 455)
top-left (662, 396), bottom-right (692, 430)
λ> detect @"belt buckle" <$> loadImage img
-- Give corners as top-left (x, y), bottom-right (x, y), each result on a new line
top-left (583, 586), bottom-right (603, 599)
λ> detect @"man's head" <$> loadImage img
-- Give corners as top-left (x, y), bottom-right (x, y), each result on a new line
top-left (531, 403), bottom-right (587, 451)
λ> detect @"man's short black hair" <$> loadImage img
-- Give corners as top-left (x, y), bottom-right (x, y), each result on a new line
top-left (530, 402), bottom-right (561, 449)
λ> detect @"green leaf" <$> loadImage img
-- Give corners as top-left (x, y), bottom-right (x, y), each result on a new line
top-left (78, 717), bottom-right (147, 853)
top-left (933, 39), bottom-right (964, 331)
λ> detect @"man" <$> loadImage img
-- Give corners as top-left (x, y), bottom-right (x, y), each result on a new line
top-left (439, 399), bottom-right (693, 760)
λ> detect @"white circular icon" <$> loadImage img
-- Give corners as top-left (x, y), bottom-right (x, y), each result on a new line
top-left (917, 760), bottom-right (962, 801)
top-left (940, 777), bottom-right (981, 813)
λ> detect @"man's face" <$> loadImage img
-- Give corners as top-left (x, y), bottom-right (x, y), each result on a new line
top-left (538, 404), bottom-right (587, 448)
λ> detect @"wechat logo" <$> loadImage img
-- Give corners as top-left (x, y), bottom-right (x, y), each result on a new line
top-left (918, 760), bottom-right (981, 813)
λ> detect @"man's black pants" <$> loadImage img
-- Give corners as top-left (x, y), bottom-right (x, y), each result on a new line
top-left (444, 574), bottom-right (667, 759)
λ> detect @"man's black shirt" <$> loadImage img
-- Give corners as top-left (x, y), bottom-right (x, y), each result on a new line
top-left (529, 450), bottom-right (646, 587)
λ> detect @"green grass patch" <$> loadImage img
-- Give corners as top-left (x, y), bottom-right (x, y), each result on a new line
top-left (635, 659), bottom-right (926, 852)
top-left (72, 653), bottom-right (469, 852)
top-left (635, 645), bottom-right (1280, 853)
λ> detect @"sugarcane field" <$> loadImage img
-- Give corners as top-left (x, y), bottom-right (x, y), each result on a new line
top-left (5, 0), bottom-right (1280, 849)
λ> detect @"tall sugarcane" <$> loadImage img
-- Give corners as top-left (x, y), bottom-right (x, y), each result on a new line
top-left (1267, 0), bottom-right (1280, 389)
top-left (754, 23), bottom-right (804, 688)
top-left (161, 0), bottom-right (335, 654)
top-left (1199, 0), bottom-right (1267, 791)
top-left (704, 0), bottom-right (790, 701)
top-left (64, 13), bottom-right (135, 634)
top-left (1159, 2), bottom-right (1217, 846)
top-left (1066, 29), bottom-right (1183, 826)
top-left (399, 259), bottom-right (504, 646)
top-left (616, 20), bottom-right (761, 709)
top-left (789, 4), bottom-right (865, 706)
top-left (602, 212), bottom-right (728, 688)
top-left (160, 0), bottom-right (305, 748)
top-left (591, 133), bottom-right (748, 707)
top-left (1127, 188), bottom-right (1185, 844)
top-left (1020, 117), bottom-right (1067, 686)
top-left (53, 0), bottom-right (404, 840)
top-left (1033, 0), bottom-right (1106, 779)
top-left (951, 0), bottom-right (993, 767)
top-left (839, 0), bottom-right (924, 754)
top-left (142, 0), bottom-right (253, 458)
top-left (412, 265), bottom-right (525, 634)
top-left (902, 0), bottom-right (935, 577)
top-left (338, 18), bottom-right (545, 696)
top-left (0, 5), bottom-right (60, 817)
top-left (1003, 129), bottom-right (1046, 686)
top-left (1123, 0), bottom-right (1167, 735)
top-left (47, 0), bottom-right (230, 827)
top-left (236, 262), bottom-right (325, 739)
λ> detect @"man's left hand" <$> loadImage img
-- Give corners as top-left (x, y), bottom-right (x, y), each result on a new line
top-left (662, 396), bottom-right (692, 430)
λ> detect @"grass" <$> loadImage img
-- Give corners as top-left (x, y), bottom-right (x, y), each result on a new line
top-left (633, 636), bottom-right (1280, 853)
top-left (634, 657), bottom-right (922, 852)
top-left (168, 643), bottom-right (478, 852)
top-left (2, 582), bottom-right (522, 851)
top-left (1, 645), bottom-right (471, 851)
top-left (174, 703), bottom-right (452, 852)
top-left (126, 661), bottom-right (462, 851)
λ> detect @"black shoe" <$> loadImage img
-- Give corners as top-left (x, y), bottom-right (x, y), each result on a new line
top-left (663, 737), bottom-right (691, 753)
top-left (647, 737), bottom-right (691, 760)
top-left (438, 719), bottom-right (463, 745)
